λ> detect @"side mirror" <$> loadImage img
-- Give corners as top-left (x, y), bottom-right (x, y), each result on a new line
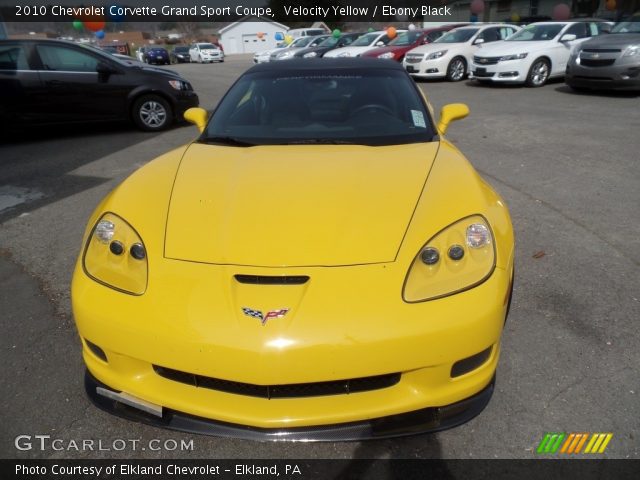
top-left (376, 41), bottom-right (385, 46)
top-left (184, 107), bottom-right (208, 133)
top-left (437, 103), bottom-right (469, 135)
top-left (96, 62), bottom-right (117, 75)
top-left (560, 34), bottom-right (577, 42)
top-left (473, 38), bottom-right (485, 45)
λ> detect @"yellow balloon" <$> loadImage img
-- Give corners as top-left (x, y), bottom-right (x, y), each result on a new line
top-left (285, 34), bottom-right (293, 45)
top-left (510, 12), bottom-right (521, 22)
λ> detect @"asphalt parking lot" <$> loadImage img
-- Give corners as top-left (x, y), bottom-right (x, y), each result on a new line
top-left (1, 54), bottom-right (638, 460)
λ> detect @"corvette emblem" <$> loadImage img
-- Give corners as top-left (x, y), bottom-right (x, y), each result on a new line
top-left (242, 307), bottom-right (289, 326)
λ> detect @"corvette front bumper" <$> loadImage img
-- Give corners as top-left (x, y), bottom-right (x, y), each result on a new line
top-left (86, 370), bottom-right (496, 441)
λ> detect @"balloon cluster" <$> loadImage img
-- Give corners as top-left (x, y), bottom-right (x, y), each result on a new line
top-left (72, 4), bottom-right (124, 40)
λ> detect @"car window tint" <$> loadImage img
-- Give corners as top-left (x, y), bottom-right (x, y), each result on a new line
top-left (36, 45), bottom-right (98, 72)
top-left (565, 23), bottom-right (588, 39)
top-left (0, 44), bottom-right (29, 70)
top-left (205, 69), bottom-right (434, 146)
top-left (479, 28), bottom-right (501, 43)
top-left (427, 31), bottom-right (445, 42)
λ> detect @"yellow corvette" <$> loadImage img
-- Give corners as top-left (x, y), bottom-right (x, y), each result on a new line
top-left (72, 59), bottom-right (514, 440)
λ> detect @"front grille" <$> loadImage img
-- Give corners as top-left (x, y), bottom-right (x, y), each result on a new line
top-left (405, 55), bottom-right (423, 64)
top-left (234, 274), bottom-right (309, 285)
top-left (153, 365), bottom-right (401, 399)
top-left (582, 48), bottom-right (621, 53)
top-left (474, 56), bottom-right (500, 65)
top-left (580, 58), bottom-right (616, 67)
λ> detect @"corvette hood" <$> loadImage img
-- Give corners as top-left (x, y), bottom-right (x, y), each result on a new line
top-left (165, 142), bottom-right (439, 267)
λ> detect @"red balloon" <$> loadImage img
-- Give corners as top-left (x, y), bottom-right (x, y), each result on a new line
top-left (552, 4), bottom-right (570, 21)
top-left (470, 0), bottom-right (485, 15)
top-left (84, 21), bottom-right (106, 32)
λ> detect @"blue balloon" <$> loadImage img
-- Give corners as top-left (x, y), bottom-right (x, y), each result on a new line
top-left (470, 14), bottom-right (479, 23)
top-left (96, 30), bottom-right (105, 39)
top-left (275, 32), bottom-right (284, 41)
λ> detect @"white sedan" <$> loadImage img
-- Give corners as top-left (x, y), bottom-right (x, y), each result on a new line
top-left (324, 30), bottom-right (406, 58)
top-left (470, 21), bottom-right (610, 87)
top-left (402, 24), bottom-right (519, 81)
top-left (189, 43), bottom-right (224, 63)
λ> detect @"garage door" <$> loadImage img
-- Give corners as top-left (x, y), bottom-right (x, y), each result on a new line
top-left (242, 34), bottom-right (268, 54)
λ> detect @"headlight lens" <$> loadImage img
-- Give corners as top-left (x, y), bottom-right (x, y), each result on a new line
top-left (403, 215), bottom-right (495, 302)
top-left (378, 52), bottom-right (395, 59)
top-left (426, 50), bottom-right (448, 59)
top-left (83, 213), bottom-right (148, 295)
top-left (623, 45), bottom-right (640, 57)
top-left (168, 80), bottom-right (189, 90)
top-left (499, 53), bottom-right (528, 61)
top-left (303, 51), bottom-right (317, 58)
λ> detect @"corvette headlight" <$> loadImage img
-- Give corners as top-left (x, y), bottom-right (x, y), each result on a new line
top-left (303, 51), bottom-right (317, 58)
top-left (83, 213), bottom-right (148, 295)
top-left (499, 53), bottom-right (528, 61)
top-left (623, 45), bottom-right (640, 57)
top-left (426, 50), bottom-right (447, 59)
top-left (403, 215), bottom-right (495, 302)
top-left (378, 52), bottom-right (395, 59)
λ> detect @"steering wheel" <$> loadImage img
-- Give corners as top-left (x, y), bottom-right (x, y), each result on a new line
top-left (351, 104), bottom-right (394, 117)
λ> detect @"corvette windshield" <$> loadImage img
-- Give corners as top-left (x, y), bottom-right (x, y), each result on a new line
top-left (435, 29), bottom-right (478, 43)
top-left (203, 68), bottom-right (435, 146)
top-left (507, 24), bottom-right (565, 41)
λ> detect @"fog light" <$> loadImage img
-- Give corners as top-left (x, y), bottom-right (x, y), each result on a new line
top-left (130, 243), bottom-right (146, 260)
top-left (421, 247), bottom-right (440, 265)
top-left (448, 245), bottom-right (465, 260)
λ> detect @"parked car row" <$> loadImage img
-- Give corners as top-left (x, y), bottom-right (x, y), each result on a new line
top-left (254, 19), bottom-right (637, 90)
top-left (136, 43), bottom-right (225, 65)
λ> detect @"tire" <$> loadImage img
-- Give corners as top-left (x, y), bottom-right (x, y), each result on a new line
top-left (131, 95), bottom-right (172, 131)
top-left (525, 58), bottom-right (550, 87)
top-left (446, 57), bottom-right (467, 82)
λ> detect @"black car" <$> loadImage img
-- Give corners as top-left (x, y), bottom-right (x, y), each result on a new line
top-left (293, 33), bottom-right (364, 58)
top-left (0, 39), bottom-right (199, 131)
top-left (170, 46), bottom-right (191, 64)
top-left (143, 47), bottom-right (170, 65)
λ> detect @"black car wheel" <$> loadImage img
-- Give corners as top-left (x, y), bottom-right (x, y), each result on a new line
top-left (132, 95), bottom-right (172, 131)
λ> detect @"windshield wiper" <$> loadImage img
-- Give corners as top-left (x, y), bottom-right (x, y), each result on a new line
top-left (200, 136), bottom-right (255, 147)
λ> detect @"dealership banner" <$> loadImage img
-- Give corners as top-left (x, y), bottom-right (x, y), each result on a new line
top-left (3, 459), bottom-right (640, 480)
top-left (1, 0), bottom-right (624, 23)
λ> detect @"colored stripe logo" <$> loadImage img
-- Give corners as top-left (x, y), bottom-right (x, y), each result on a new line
top-left (537, 433), bottom-right (613, 454)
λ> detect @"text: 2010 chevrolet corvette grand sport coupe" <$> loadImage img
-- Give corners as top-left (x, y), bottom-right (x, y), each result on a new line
top-left (72, 59), bottom-right (514, 441)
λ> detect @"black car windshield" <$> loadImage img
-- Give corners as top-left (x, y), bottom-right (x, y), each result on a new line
top-left (203, 68), bottom-right (435, 146)
top-left (507, 24), bottom-right (565, 41)
top-left (435, 28), bottom-right (479, 43)
top-left (174, 46), bottom-right (189, 52)
top-left (389, 31), bottom-right (424, 46)
top-left (611, 21), bottom-right (640, 33)
top-left (198, 43), bottom-right (218, 49)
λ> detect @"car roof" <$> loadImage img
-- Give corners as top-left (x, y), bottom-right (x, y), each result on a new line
top-left (247, 58), bottom-right (406, 73)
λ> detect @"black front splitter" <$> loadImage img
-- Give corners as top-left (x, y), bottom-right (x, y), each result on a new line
top-left (85, 370), bottom-right (494, 442)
